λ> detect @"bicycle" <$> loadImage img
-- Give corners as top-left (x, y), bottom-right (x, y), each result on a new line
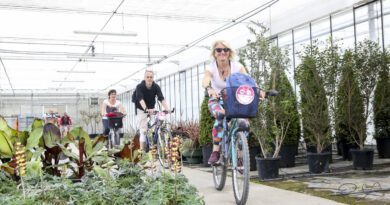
top-left (212, 89), bottom-right (277, 205)
top-left (144, 108), bottom-right (175, 169)
top-left (106, 112), bottom-right (125, 149)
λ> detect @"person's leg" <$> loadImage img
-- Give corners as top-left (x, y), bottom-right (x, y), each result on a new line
top-left (102, 119), bottom-right (110, 136)
top-left (136, 110), bottom-right (148, 151)
top-left (207, 98), bottom-right (225, 164)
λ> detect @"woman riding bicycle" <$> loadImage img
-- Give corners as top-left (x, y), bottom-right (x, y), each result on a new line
top-left (202, 40), bottom-right (265, 165)
top-left (101, 89), bottom-right (126, 137)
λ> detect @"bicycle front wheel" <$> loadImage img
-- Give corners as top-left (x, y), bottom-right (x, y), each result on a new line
top-left (212, 153), bottom-right (227, 190)
top-left (157, 132), bottom-right (170, 169)
top-left (232, 131), bottom-right (250, 205)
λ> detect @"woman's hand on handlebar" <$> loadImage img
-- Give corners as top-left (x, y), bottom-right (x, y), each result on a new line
top-left (207, 87), bottom-right (218, 98)
top-left (259, 90), bottom-right (266, 100)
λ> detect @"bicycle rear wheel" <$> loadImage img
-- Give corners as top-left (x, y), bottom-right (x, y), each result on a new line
top-left (157, 131), bottom-right (170, 168)
top-left (212, 153), bottom-right (227, 190)
top-left (232, 131), bottom-right (250, 205)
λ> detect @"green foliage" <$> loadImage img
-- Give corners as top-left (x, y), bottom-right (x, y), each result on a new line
top-left (142, 173), bottom-right (204, 205)
top-left (0, 163), bottom-right (204, 205)
top-left (270, 71), bottom-right (300, 146)
top-left (240, 22), bottom-right (300, 158)
top-left (239, 22), bottom-right (270, 86)
top-left (374, 50), bottom-right (390, 139)
top-left (354, 40), bottom-right (382, 113)
top-left (335, 50), bottom-right (366, 148)
top-left (199, 96), bottom-right (213, 146)
top-left (296, 52), bottom-right (331, 153)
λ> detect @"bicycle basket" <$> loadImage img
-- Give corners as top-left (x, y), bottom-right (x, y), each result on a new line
top-left (107, 112), bottom-right (124, 129)
top-left (224, 73), bottom-right (259, 118)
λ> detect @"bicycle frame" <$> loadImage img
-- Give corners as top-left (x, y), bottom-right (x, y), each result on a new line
top-left (146, 112), bottom-right (169, 146)
top-left (222, 118), bottom-right (249, 169)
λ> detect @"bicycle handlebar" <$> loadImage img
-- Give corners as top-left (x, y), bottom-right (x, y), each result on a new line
top-left (217, 88), bottom-right (278, 100)
top-left (144, 108), bottom-right (175, 115)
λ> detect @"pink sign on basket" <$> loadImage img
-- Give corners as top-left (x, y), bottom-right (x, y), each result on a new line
top-left (235, 85), bottom-right (255, 105)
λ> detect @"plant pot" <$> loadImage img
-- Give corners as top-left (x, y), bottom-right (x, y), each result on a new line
top-left (249, 146), bottom-right (261, 171)
top-left (279, 144), bottom-right (297, 168)
top-left (202, 144), bottom-right (213, 167)
top-left (375, 138), bottom-right (390, 158)
top-left (337, 139), bottom-right (359, 161)
top-left (306, 152), bottom-right (331, 174)
top-left (350, 148), bottom-right (374, 170)
top-left (182, 148), bottom-right (202, 164)
top-left (186, 156), bottom-right (203, 164)
top-left (306, 144), bottom-right (333, 163)
top-left (255, 157), bottom-right (280, 180)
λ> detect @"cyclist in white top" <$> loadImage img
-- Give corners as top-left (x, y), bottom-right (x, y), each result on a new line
top-left (101, 89), bottom-right (126, 136)
top-left (202, 40), bottom-right (265, 164)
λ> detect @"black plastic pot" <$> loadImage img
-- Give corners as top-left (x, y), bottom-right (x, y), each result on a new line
top-left (249, 146), bottom-right (261, 171)
top-left (279, 144), bottom-right (297, 168)
top-left (337, 139), bottom-right (359, 161)
top-left (306, 144), bottom-right (333, 163)
top-left (350, 148), bottom-right (374, 170)
top-left (202, 144), bottom-right (213, 167)
top-left (376, 138), bottom-right (390, 158)
top-left (255, 157), bottom-right (280, 180)
top-left (306, 152), bottom-right (331, 174)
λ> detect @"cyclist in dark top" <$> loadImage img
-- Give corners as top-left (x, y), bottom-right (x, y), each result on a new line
top-left (134, 69), bottom-right (170, 151)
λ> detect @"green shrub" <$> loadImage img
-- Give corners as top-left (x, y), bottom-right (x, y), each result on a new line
top-left (199, 95), bottom-right (213, 146)
top-left (374, 51), bottom-right (390, 139)
top-left (335, 50), bottom-right (366, 148)
top-left (296, 53), bottom-right (331, 153)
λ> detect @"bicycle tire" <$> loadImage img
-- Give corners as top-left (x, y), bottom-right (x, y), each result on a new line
top-left (212, 152), bottom-right (227, 191)
top-left (232, 131), bottom-right (250, 205)
top-left (157, 131), bottom-right (170, 169)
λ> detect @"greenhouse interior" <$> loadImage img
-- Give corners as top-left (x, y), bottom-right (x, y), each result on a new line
top-left (0, 0), bottom-right (390, 204)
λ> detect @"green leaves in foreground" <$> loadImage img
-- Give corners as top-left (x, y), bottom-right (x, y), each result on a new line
top-left (0, 162), bottom-right (204, 205)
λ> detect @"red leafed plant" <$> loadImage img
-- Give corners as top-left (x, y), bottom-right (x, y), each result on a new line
top-left (172, 120), bottom-right (200, 148)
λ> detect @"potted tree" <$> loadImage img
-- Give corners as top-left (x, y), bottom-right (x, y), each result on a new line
top-left (80, 110), bottom-right (102, 139)
top-left (373, 50), bottom-right (390, 158)
top-left (348, 40), bottom-right (383, 169)
top-left (199, 95), bottom-right (214, 167)
top-left (336, 50), bottom-right (367, 169)
top-left (296, 45), bottom-right (332, 174)
top-left (175, 120), bottom-right (202, 164)
top-left (240, 22), bottom-right (300, 179)
top-left (273, 69), bottom-right (300, 168)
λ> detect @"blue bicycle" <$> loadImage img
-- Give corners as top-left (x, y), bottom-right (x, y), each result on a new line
top-left (212, 90), bottom-right (277, 205)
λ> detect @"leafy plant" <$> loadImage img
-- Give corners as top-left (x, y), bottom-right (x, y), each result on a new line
top-left (239, 22), bottom-right (300, 158)
top-left (58, 126), bottom-right (111, 178)
top-left (0, 161), bottom-right (204, 205)
top-left (173, 120), bottom-right (200, 149)
top-left (199, 96), bottom-right (213, 146)
top-left (353, 40), bottom-right (383, 147)
top-left (80, 110), bottom-right (102, 134)
top-left (296, 47), bottom-right (331, 153)
top-left (373, 50), bottom-right (390, 139)
top-left (335, 50), bottom-right (366, 149)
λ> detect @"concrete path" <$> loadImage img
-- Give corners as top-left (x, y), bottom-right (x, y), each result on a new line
top-left (182, 167), bottom-right (346, 205)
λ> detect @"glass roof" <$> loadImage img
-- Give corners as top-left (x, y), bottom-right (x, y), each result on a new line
top-left (0, 0), bottom-right (351, 95)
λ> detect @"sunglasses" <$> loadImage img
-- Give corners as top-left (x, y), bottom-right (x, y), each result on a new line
top-left (215, 48), bottom-right (230, 53)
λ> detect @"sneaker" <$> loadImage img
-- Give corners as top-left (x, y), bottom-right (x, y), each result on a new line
top-left (208, 151), bottom-right (220, 165)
